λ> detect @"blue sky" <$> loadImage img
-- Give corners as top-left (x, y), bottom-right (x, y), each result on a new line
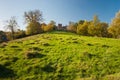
top-left (0, 0), bottom-right (120, 30)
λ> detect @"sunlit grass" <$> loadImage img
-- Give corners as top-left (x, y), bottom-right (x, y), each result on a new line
top-left (0, 31), bottom-right (120, 80)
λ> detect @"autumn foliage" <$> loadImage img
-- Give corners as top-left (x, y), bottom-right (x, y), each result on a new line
top-left (1, 10), bottom-right (120, 41)
top-left (108, 11), bottom-right (120, 38)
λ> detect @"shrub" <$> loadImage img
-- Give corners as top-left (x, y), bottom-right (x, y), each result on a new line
top-left (14, 30), bottom-right (26, 39)
top-left (43, 21), bottom-right (56, 32)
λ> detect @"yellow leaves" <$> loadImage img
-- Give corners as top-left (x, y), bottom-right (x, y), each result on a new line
top-left (41, 21), bottom-right (55, 32)
top-left (77, 21), bottom-right (89, 35)
top-left (109, 10), bottom-right (120, 38)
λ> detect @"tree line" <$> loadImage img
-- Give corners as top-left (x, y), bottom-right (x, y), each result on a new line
top-left (0, 10), bottom-right (120, 43)
top-left (67, 12), bottom-right (120, 38)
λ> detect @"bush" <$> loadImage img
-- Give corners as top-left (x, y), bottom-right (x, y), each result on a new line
top-left (14, 30), bottom-right (26, 39)
top-left (43, 21), bottom-right (56, 32)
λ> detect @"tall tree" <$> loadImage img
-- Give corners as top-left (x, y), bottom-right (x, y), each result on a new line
top-left (26, 22), bottom-right (41, 35)
top-left (78, 20), bottom-right (85, 25)
top-left (24, 10), bottom-right (43, 23)
top-left (108, 10), bottom-right (120, 38)
top-left (5, 16), bottom-right (19, 40)
top-left (99, 22), bottom-right (108, 37)
top-left (93, 15), bottom-right (100, 26)
top-left (88, 15), bottom-right (101, 36)
top-left (24, 10), bottom-right (43, 35)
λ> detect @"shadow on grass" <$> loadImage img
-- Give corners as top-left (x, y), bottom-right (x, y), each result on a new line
top-left (36, 53), bottom-right (46, 58)
top-left (49, 31), bottom-right (76, 35)
top-left (25, 51), bottom-right (46, 59)
top-left (41, 64), bottom-right (56, 73)
top-left (0, 64), bottom-right (16, 78)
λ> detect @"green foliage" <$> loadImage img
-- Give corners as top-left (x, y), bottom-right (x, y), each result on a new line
top-left (78, 20), bottom-right (85, 24)
top-left (14, 30), bottom-right (26, 39)
top-left (24, 10), bottom-right (43, 36)
top-left (0, 31), bottom-right (120, 80)
top-left (26, 22), bottom-right (42, 35)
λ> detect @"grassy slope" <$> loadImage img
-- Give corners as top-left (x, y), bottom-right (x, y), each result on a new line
top-left (0, 31), bottom-right (120, 80)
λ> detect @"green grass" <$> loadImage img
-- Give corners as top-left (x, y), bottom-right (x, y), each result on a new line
top-left (0, 31), bottom-right (120, 80)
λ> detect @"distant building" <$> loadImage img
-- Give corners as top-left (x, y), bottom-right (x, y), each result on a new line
top-left (56, 24), bottom-right (67, 31)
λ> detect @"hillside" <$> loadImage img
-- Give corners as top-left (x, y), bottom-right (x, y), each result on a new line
top-left (0, 31), bottom-right (120, 80)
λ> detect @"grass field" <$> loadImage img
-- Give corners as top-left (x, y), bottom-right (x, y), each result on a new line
top-left (0, 31), bottom-right (120, 80)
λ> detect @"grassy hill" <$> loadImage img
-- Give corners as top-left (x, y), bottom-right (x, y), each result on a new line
top-left (0, 31), bottom-right (120, 80)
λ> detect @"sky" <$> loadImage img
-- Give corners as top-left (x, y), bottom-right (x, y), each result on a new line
top-left (0, 0), bottom-right (120, 30)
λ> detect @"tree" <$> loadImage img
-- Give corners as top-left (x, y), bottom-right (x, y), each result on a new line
top-left (24, 10), bottom-right (43, 23)
top-left (77, 21), bottom-right (90, 35)
top-left (67, 22), bottom-right (77, 33)
top-left (93, 15), bottom-right (100, 26)
top-left (88, 15), bottom-right (101, 36)
top-left (41, 23), bottom-right (47, 32)
top-left (26, 22), bottom-right (41, 35)
top-left (44, 20), bottom-right (56, 32)
top-left (24, 10), bottom-right (43, 35)
top-left (78, 20), bottom-right (85, 25)
top-left (108, 10), bottom-right (120, 38)
top-left (99, 22), bottom-right (108, 37)
top-left (5, 16), bottom-right (19, 40)
top-left (14, 29), bottom-right (26, 39)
